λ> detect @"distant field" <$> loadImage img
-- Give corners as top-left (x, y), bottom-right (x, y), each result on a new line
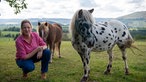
top-left (0, 38), bottom-right (146, 82)
top-left (1, 31), bottom-right (19, 35)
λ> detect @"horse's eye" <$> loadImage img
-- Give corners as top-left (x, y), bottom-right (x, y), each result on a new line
top-left (81, 28), bottom-right (85, 31)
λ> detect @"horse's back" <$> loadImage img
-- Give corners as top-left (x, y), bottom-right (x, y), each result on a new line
top-left (52, 23), bottom-right (63, 43)
top-left (108, 20), bottom-right (134, 46)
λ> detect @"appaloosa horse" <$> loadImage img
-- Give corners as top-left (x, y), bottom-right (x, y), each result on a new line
top-left (38, 22), bottom-right (62, 62)
top-left (69, 9), bottom-right (134, 82)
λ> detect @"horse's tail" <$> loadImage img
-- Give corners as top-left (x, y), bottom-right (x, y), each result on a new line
top-left (125, 32), bottom-right (134, 48)
top-left (125, 35), bottom-right (144, 56)
top-left (127, 32), bottom-right (144, 54)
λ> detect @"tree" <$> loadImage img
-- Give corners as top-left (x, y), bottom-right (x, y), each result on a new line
top-left (5, 0), bottom-right (28, 14)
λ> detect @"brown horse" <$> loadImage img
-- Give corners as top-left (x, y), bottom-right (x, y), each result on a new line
top-left (38, 22), bottom-right (62, 62)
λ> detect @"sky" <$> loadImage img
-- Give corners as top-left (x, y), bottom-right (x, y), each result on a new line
top-left (0, 0), bottom-right (146, 19)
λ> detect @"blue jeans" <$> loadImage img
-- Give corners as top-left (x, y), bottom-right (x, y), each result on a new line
top-left (16, 49), bottom-right (51, 74)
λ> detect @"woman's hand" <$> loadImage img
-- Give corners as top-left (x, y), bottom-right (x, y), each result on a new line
top-left (36, 46), bottom-right (43, 59)
top-left (37, 51), bottom-right (43, 59)
top-left (37, 46), bottom-right (43, 52)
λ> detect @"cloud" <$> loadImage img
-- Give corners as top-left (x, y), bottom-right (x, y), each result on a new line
top-left (128, 0), bottom-right (144, 4)
top-left (0, 0), bottom-right (146, 19)
top-left (79, 0), bottom-right (98, 8)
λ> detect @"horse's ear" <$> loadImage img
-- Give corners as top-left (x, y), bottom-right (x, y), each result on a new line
top-left (88, 9), bottom-right (94, 13)
top-left (45, 22), bottom-right (48, 26)
top-left (38, 22), bottom-right (41, 26)
top-left (78, 9), bottom-right (83, 18)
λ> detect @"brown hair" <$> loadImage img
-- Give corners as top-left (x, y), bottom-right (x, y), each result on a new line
top-left (20, 19), bottom-right (32, 34)
top-left (21, 19), bottom-right (32, 29)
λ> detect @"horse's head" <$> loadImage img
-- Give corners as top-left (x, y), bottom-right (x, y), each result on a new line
top-left (70, 9), bottom-right (95, 34)
top-left (38, 22), bottom-right (49, 42)
top-left (78, 9), bottom-right (94, 24)
top-left (71, 9), bottom-right (96, 47)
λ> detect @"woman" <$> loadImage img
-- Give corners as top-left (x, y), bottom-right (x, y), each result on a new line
top-left (15, 19), bottom-right (51, 79)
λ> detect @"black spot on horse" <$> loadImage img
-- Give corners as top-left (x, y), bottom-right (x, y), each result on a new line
top-left (114, 28), bottom-right (117, 33)
top-left (81, 48), bottom-right (86, 52)
top-left (101, 27), bottom-right (105, 30)
top-left (78, 48), bottom-right (80, 50)
top-left (103, 40), bottom-right (108, 43)
top-left (87, 31), bottom-right (90, 35)
top-left (115, 31), bottom-right (117, 33)
top-left (95, 37), bottom-right (98, 42)
top-left (111, 38), bottom-right (113, 40)
top-left (119, 40), bottom-right (122, 42)
top-left (115, 36), bottom-right (117, 39)
top-left (84, 70), bottom-right (87, 74)
top-left (77, 42), bottom-right (80, 44)
top-left (108, 43), bottom-right (111, 46)
top-left (83, 62), bottom-right (86, 67)
top-left (114, 28), bottom-right (117, 30)
top-left (122, 31), bottom-right (126, 37)
top-left (108, 33), bottom-right (111, 36)
top-left (86, 58), bottom-right (89, 64)
top-left (118, 37), bottom-right (119, 40)
top-left (92, 33), bottom-right (98, 42)
top-left (111, 30), bottom-right (113, 33)
top-left (101, 31), bottom-right (104, 33)
top-left (96, 31), bottom-right (98, 34)
top-left (88, 52), bottom-right (90, 56)
top-left (82, 28), bottom-right (85, 31)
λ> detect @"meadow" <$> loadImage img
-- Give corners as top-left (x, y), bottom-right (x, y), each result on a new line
top-left (0, 38), bottom-right (146, 82)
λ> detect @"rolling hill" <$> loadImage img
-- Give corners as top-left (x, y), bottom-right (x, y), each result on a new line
top-left (117, 11), bottom-right (146, 19)
top-left (0, 11), bottom-right (146, 29)
top-left (117, 11), bottom-right (146, 28)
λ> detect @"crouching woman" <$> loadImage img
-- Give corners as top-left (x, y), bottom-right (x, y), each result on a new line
top-left (15, 19), bottom-right (51, 79)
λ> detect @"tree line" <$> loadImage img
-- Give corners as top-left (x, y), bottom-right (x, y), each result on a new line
top-left (0, 26), bottom-right (36, 40)
top-left (0, 26), bottom-right (70, 41)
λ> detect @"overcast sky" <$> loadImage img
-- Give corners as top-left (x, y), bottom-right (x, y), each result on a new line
top-left (0, 0), bottom-right (146, 19)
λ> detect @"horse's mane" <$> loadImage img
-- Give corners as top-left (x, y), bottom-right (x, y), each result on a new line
top-left (69, 9), bottom-right (95, 34)
top-left (53, 23), bottom-right (62, 29)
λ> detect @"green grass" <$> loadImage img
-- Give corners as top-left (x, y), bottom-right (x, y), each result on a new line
top-left (0, 38), bottom-right (146, 82)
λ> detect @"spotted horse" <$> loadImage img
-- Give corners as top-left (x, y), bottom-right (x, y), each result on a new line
top-left (69, 9), bottom-right (134, 82)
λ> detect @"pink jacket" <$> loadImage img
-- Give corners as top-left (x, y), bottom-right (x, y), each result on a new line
top-left (15, 32), bottom-right (46, 60)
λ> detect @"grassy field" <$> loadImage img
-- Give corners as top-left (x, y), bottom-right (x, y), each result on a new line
top-left (0, 38), bottom-right (146, 82)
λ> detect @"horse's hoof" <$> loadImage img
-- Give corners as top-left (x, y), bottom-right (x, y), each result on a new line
top-left (125, 68), bottom-right (129, 75)
top-left (125, 71), bottom-right (130, 75)
top-left (104, 70), bottom-right (111, 75)
top-left (59, 56), bottom-right (61, 58)
top-left (49, 60), bottom-right (52, 63)
top-left (80, 76), bottom-right (88, 82)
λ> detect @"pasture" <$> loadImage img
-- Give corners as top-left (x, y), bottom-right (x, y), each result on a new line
top-left (0, 38), bottom-right (146, 82)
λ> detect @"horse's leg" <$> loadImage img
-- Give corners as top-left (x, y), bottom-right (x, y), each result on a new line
top-left (49, 44), bottom-right (53, 63)
top-left (78, 51), bottom-right (90, 82)
top-left (49, 43), bottom-right (55, 63)
top-left (57, 41), bottom-right (61, 58)
top-left (104, 49), bottom-right (113, 74)
top-left (52, 43), bottom-right (55, 57)
top-left (118, 45), bottom-right (129, 75)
